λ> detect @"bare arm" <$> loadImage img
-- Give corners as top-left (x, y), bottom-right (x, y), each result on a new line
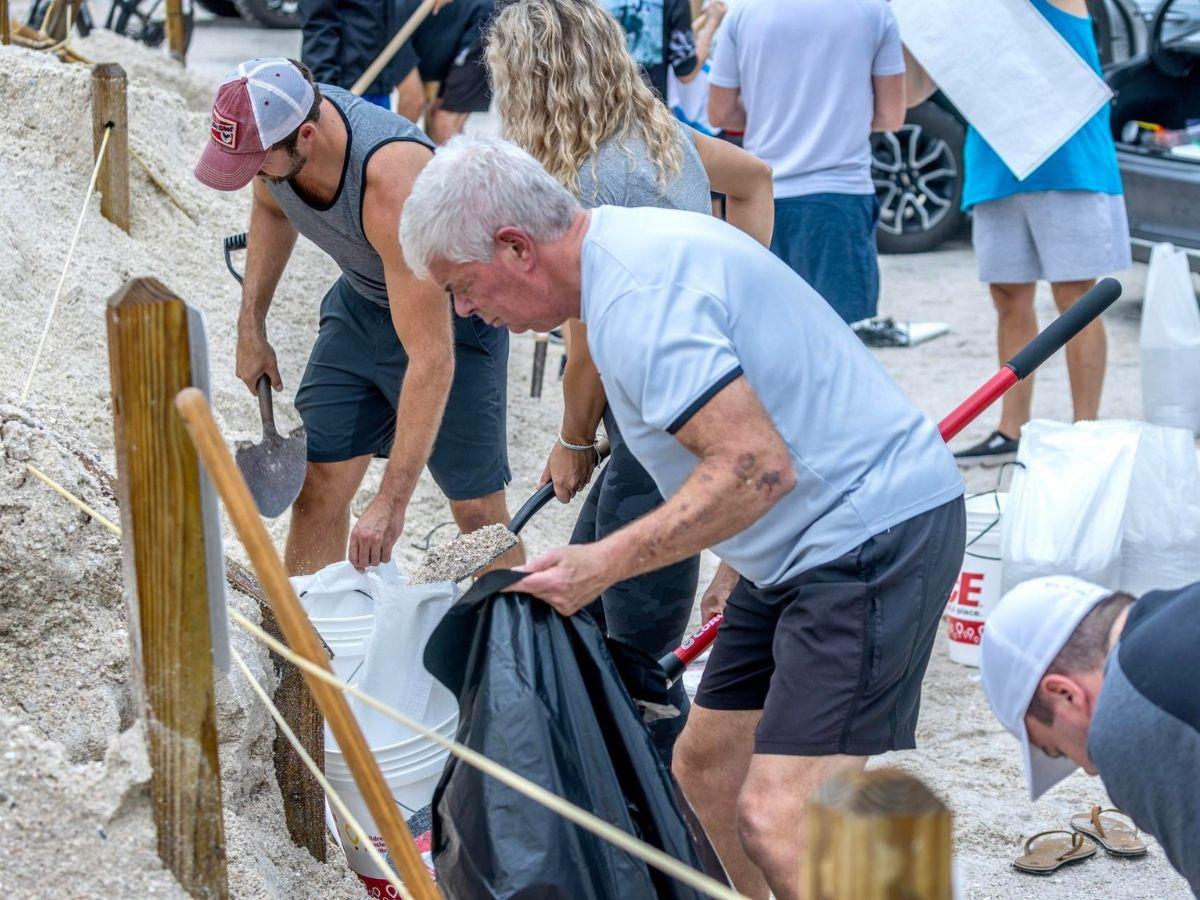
top-left (512, 376), bottom-right (797, 612)
top-left (540, 318), bottom-right (607, 502)
top-left (871, 73), bottom-right (907, 133)
top-left (693, 132), bottom-right (773, 246)
top-left (903, 46), bottom-right (937, 108)
top-left (683, 0), bottom-right (727, 77)
top-left (708, 84), bottom-right (747, 132)
top-left (350, 141), bottom-right (455, 569)
top-left (236, 178), bottom-right (299, 392)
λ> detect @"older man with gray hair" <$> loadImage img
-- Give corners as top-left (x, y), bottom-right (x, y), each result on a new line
top-left (401, 136), bottom-right (965, 899)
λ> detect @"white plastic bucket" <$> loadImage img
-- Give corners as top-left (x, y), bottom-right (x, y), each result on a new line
top-left (325, 733), bottom-right (453, 893)
top-left (310, 613), bottom-right (375, 682)
top-left (945, 492), bottom-right (1007, 666)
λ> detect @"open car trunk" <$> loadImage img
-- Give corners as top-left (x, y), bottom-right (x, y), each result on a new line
top-left (1109, 35), bottom-right (1200, 268)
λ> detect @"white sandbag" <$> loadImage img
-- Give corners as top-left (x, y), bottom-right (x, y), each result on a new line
top-left (292, 560), bottom-right (394, 619)
top-left (892, 0), bottom-right (1111, 179)
top-left (351, 577), bottom-right (459, 746)
top-left (1001, 420), bottom-right (1141, 592)
top-left (1141, 242), bottom-right (1200, 434)
top-left (1120, 423), bottom-right (1200, 596)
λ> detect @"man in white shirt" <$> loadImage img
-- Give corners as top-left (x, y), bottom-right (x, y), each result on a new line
top-left (400, 137), bottom-right (964, 899)
top-left (707, 0), bottom-right (906, 324)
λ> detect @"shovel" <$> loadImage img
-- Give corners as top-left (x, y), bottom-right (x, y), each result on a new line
top-left (235, 375), bottom-right (308, 518)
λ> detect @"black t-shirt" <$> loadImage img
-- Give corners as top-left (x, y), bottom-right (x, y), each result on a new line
top-left (603, 0), bottom-right (698, 100)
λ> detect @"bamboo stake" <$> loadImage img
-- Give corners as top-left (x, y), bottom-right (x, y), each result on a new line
top-left (350, 0), bottom-right (438, 96)
top-left (174, 387), bottom-right (440, 900)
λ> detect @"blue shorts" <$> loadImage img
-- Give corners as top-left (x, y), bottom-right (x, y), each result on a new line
top-left (295, 277), bottom-right (511, 501)
top-left (769, 193), bottom-right (881, 324)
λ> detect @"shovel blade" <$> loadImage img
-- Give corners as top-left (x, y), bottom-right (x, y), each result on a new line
top-left (234, 427), bottom-right (308, 519)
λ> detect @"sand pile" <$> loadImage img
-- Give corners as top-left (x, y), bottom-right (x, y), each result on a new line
top-left (0, 403), bottom-right (365, 897)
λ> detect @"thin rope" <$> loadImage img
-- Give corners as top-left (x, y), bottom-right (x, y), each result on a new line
top-left (229, 608), bottom-right (748, 900)
top-left (20, 125), bottom-right (112, 403)
top-left (22, 469), bottom-right (745, 900)
top-left (230, 646), bottom-right (416, 900)
top-left (24, 463), bottom-right (120, 534)
top-left (130, 145), bottom-right (194, 221)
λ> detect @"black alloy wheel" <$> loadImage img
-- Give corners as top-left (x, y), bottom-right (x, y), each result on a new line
top-left (872, 102), bottom-right (966, 254)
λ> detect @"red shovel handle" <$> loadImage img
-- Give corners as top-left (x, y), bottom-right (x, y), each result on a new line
top-left (657, 277), bottom-right (1123, 682)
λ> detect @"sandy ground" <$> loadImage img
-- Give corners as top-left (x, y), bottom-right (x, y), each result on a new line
top-left (0, 30), bottom-right (1194, 900)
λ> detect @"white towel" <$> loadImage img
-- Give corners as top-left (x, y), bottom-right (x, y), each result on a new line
top-left (892, 0), bottom-right (1112, 179)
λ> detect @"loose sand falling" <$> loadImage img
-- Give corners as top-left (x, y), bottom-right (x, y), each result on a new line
top-left (0, 31), bottom-right (1191, 900)
top-left (409, 523), bottom-right (518, 585)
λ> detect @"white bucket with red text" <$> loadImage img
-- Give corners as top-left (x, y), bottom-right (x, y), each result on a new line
top-left (324, 709), bottom-right (457, 895)
top-left (946, 492), bottom-right (1007, 666)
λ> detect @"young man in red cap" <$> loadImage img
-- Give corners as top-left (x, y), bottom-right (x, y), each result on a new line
top-left (195, 58), bottom-right (520, 576)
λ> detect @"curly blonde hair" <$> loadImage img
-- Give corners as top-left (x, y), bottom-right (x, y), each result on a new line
top-left (485, 0), bottom-right (683, 196)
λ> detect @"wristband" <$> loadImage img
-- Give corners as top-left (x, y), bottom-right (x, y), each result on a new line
top-left (557, 434), bottom-right (597, 453)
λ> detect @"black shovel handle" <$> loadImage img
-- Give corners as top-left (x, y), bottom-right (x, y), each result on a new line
top-left (1007, 277), bottom-right (1122, 379)
top-left (256, 374), bottom-right (278, 440)
top-left (507, 436), bottom-right (612, 535)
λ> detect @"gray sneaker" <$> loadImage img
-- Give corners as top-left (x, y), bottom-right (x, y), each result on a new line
top-left (954, 430), bottom-right (1019, 467)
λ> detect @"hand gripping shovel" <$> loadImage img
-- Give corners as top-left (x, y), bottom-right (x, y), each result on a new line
top-left (660, 277), bottom-right (1125, 682)
top-left (235, 375), bottom-right (308, 518)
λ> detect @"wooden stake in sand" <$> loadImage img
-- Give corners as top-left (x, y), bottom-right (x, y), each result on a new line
top-left (1, 0), bottom-right (11, 46)
top-left (106, 278), bottom-right (229, 900)
top-left (164, 0), bottom-right (187, 62)
top-left (92, 63), bottom-right (130, 233)
top-left (175, 387), bottom-right (441, 900)
top-left (806, 768), bottom-right (952, 900)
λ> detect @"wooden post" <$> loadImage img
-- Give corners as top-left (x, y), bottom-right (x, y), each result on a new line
top-left (106, 278), bottom-right (229, 900)
top-left (164, 0), bottom-right (187, 62)
top-left (91, 63), bottom-right (131, 233)
top-left (806, 768), bottom-right (952, 900)
top-left (1, 0), bottom-right (11, 46)
top-left (175, 387), bottom-right (441, 900)
top-left (39, 0), bottom-right (66, 39)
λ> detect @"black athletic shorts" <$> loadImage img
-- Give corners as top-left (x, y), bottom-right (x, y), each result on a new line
top-left (695, 497), bottom-right (966, 756)
top-left (294, 277), bottom-right (511, 500)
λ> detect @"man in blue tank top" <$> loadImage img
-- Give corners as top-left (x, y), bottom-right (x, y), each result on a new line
top-left (910, 0), bottom-right (1131, 465)
top-left (194, 59), bottom-right (521, 576)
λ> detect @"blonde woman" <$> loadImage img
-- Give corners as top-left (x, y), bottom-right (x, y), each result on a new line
top-left (486, 0), bottom-right (773, 764)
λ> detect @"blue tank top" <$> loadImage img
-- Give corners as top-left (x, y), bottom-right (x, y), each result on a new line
top-left (962, 0), bottom-right (1123, 211)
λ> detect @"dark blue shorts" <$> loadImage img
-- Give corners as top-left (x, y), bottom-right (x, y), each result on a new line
top-left (295, 277), bottom-right (511, 501)
top-left (769, 192), bottom-right (881, 324)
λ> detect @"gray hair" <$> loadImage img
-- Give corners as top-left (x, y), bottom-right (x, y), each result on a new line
top-left (400, 136), bottom-right (581, 279)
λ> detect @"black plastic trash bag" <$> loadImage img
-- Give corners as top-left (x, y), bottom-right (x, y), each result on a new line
top-left (423, 570), bottom-right (727, 899)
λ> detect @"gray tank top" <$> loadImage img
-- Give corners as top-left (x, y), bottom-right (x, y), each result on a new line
top-left (574, 122), bottom-right (711, 214)
top-left (266, 85), bottom-right (435, 308)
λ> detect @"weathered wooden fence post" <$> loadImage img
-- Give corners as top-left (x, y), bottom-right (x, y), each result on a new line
top-left (92, 63), bottom-right (131, 233)
top-left (107, 277), bottom-right (229, 900)
top-left (1, 0), bottom-right (11, 46)
top-left (164, 0), bottom-right (187, 62)
top-left (807, 768), bottom-right (952, 899)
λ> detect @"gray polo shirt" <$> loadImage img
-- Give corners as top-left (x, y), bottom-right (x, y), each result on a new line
top-left (580, 206), bottom-right (963, 586)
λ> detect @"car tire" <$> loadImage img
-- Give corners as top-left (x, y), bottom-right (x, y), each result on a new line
top-left (873, 102), bottom-right (967, 255)
top-left (196, 0), bottom-right (240, 17)
top-left (231, 0), bottom-right (300, 28)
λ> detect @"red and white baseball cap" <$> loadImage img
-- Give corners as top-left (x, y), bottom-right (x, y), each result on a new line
top-left (195, 58), bottom-right (316, 191)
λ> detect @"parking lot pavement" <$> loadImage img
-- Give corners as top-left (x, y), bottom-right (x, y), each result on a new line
top-left (189, 14), bottom-right (301, 82)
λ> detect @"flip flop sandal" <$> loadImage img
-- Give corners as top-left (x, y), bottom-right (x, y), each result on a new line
top-left (1013, 830), bottom-right (1098, 874)
top-left (1070, 806), bottom-right (1149, 857)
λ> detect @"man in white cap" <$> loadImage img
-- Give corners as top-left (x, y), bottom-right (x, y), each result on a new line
top-left (981, 576), bottom-right (1200, 892)
top-left (194, 58), bottom-right (521, 575)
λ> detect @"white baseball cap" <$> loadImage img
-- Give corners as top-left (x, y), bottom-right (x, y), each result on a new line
top-left (195, 58), bottom-right (316, 191)
top-left (980, 575), bottom-right (1112, 800)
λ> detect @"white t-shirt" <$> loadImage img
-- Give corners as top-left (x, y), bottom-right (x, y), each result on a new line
top-left (708, 0), bottom-right (905, 198)
top-left (581, 206), bottom-right (963, 587)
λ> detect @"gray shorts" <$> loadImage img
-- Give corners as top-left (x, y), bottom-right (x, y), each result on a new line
top-left (972, 190), bottom-right (1132, 284)
top-left (695, 497), bottom-right (966, 756)
top-left (295, 277), bottom-right (511, 500)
